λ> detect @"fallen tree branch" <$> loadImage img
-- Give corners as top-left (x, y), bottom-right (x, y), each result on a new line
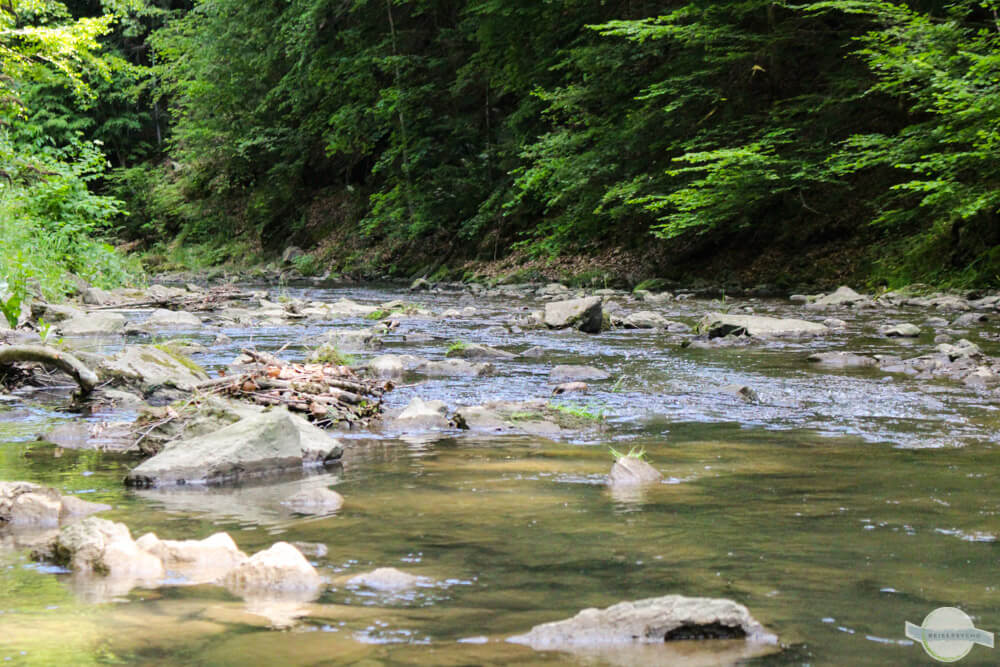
top-left (0, 345), bottom-right (98, 394)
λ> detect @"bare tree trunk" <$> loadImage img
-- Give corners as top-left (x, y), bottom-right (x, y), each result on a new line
top-left (386, 0), bottom-right (416, 223)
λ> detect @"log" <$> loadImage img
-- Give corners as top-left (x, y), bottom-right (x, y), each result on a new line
top-left (0, 345), bottom-right (98, 394)
top-left (240, 348), bottom-right (287, 367)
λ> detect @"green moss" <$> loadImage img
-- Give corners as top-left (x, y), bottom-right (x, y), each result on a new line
top-left (633, 278), bottom-right (669, 292)
top-left (307, 343), bottom-right (356, 366)
top-left (446, 339), bottom-right (469, 354)
top-left (549, 402), bottom-right (604, 421)
top-left (151, 343), bottom-right (205, 375)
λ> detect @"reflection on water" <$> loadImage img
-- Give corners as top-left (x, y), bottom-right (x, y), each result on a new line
top-left (2, 284), bottom-right (1000, 665)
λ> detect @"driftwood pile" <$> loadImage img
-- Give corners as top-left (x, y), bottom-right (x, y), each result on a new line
top-left (90, 284), bottom-right (249, 312)
top-left (196, 349), bottom-right (390, 428)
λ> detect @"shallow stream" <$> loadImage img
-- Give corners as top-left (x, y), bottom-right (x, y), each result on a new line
top-left (1, 284), bottom-right (998, 665)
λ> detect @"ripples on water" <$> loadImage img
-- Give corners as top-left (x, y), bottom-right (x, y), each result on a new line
top-left (1, 283), bottom-right (999, 665)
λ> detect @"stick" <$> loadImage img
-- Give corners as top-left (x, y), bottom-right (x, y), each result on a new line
top-left (0, 345), bottom-right (98, 394)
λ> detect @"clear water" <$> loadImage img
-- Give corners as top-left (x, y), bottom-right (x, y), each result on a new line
top-left (1, 284), bottom-right (998, 665)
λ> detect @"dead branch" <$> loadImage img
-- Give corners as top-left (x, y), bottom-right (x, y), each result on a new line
top-left (0, 345), bottom-right (98, 394)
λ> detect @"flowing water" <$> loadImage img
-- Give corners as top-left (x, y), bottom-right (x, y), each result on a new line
top-left (1, 284), bottom-right (999, 665)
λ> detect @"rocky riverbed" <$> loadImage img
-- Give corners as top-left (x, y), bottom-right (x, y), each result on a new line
top-left (1, 279), bottom-right (999, 664)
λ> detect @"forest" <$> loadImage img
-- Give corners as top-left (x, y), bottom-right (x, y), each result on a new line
top-left (4, 0), bottom-right (1000, 300)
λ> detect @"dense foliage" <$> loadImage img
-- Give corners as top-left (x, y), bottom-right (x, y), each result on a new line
top-left (6, 0), bottom-right (1000, 289)
top-left (0, 0), bottom-right (145, 307)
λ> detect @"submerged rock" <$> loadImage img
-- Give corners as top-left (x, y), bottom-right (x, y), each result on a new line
top-left (544, 296), bottom-right (603, 334)
top-left (553, 381), bottom-right (588, 395)
top-left (135, 532), bottom-right (247, 584)
top-left (0, 481), bottom-right (109, 527)
top-left (347, 567), bottom-right (425, 592)
top-left (608, 457), bottom-right (663, 487)
top-left (807, 352), bottom-right (878, 368)
top-left (550, 365), bottom-right (610, 383)
top-left (420, 358), bottom-right (494, 377)
top-left (445, 343), bottom-right (516, 360)
top-left (281, 487), bottom-right (345, 515)
top-left (720, 384), bottom-right (761, 402)
top-left (697, 313), bottom-right (828, 338)
top-left (124, 409), bottom-right (343, 487)
top-left (222, 542), bottom-right (323, 596)
top-left (507, 594), bottom-right (777, 648)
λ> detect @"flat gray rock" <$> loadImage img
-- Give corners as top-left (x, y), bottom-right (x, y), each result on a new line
top-left (59, 312), bottom-right (126, 336)
top-left (508, 594), bottom-right (777, 648)
top-left (124, 409), bottom-right (343, 487)
top-left (697, 313), bottom-right (828, 338)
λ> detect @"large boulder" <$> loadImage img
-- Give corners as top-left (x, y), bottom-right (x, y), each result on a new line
top-left (48, 517), bottom-right (165, 581)
top-left (101, 344), bottom-right (209, 391)
top-left (508, 595), bottom-right (777, 648)
top-left (697, 313), bottom-right (828, 338)
top-left (135, 532), bottom-right (247, 584)
top-left (544, 297), bottom-right (603, 334)
top-left (222, 542), bottom-right (323, 596)
top-left (124, 409), bottom-right (343, 487)
top-left (0, 481), bottom-right (109, 527)
top-left (58, 311), bottom-right (126, 336)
